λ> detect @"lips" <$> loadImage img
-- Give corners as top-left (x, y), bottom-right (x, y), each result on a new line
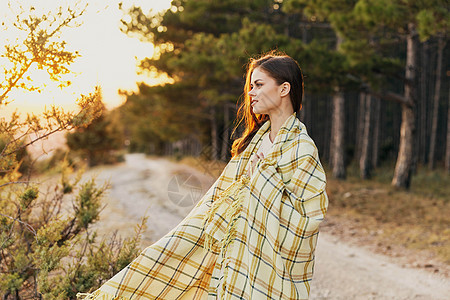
top-left (251, 100), bottom-right (258, 106)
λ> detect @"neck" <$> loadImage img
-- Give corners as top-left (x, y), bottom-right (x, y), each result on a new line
top-left (268, 108), bottom-right (294, 142)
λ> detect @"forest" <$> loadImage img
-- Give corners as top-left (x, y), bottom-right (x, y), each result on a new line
top-left (116, 0), bottom-right (449, 189)
top-left (0, 0), bottom-right (449, 298)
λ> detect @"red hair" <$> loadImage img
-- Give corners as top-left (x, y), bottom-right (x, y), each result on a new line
top-left (230, 50), bottom-right (304, 158)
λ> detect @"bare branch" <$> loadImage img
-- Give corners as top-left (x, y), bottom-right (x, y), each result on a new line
top-left (346, 74), bottom-right (414, 108)
top-left (366, 88), bottom-right (413, 108)
top-left (1, 127), bottom-right (64, 158)
top-left (0, 212), bottom-right (38, 244)
top-left (0, 181), bottom-right (31, 188)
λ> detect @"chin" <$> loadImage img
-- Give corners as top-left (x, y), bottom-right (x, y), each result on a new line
top-left (252, 107), bottom-right (266, 115)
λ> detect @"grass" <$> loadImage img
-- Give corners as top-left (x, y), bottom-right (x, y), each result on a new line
top-left (176, 154), bottom-right (450, 263)
top-left (326, 161), bottom-right (450, 264)
top-left (179, 155), bottom-right (450, 264)
top-left (168, 155), bottom-right (228, 178)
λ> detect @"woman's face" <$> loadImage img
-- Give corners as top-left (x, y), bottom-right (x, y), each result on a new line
top-left (248, 67), bottom-right (284, 116)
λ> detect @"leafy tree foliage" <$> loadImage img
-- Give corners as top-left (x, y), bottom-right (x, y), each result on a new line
top-left (0, 4), bottom-right (85, 104)
top-left (120, 0), bottom-right (448, 188)
top-left (120, 82), bottom-right (204, 154)
top-left (0, 3), bottom-right (142, 298)
top-left (66, 89), bottom-right (124, 167)
top-left (286, 0), bottom-right (449, 187)
top-left (118, 0), bottom-right (348, 154)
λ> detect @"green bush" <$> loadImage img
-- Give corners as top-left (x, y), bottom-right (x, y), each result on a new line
top-left (0, 160), bottom-right (145, 299)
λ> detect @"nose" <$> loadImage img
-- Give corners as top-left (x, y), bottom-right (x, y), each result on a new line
top-left (248, 87), bottom-right (256, 97)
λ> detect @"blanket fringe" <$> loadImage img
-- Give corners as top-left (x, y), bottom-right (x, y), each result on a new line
top-left (221, 180), bottom-right (247, 255)
top-left (202, 175), bottom-right (250, 299)
top-left (202, 175), bottom-right (250, 254)
top-left (76, 290), bottom-right (130, 300)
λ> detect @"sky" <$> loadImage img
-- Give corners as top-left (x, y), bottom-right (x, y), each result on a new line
top-left (0, 0), bottom-right (172, 118)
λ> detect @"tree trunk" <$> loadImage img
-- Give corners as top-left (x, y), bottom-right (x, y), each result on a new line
top-left (356, 91), bottom-right (366, 161)
top-left (299, 21), bottom-right (308, 124)
top-left (446, 86), bottom-right (450, 173)
top-left (331, 90), bottom-right (346, 178)
top-left (210, 105), bottom-right (219, 160)
top-left (305, 93), bottom-right (312, 130)
top-left (372, 96), bottom-right (381, 168)
top-left (360, 93), bottom-right (373, 179)
top-left (330, 34), bottom-right (346, 178)
top-left (324, 95), bottom-right (332, 164)
top-left (392, 23), bottom-right (418, 188)
top-left (419, 41), bottom-right (429, 164)
top-left (221, 102), bottom-right (230, 161)
top-left (426, 42), bottom-right (437, 164)
top-left (428, 36), bottom-right (445, 169)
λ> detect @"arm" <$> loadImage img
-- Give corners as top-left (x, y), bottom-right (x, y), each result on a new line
top-left (284, 141), bottom-right (328, 221)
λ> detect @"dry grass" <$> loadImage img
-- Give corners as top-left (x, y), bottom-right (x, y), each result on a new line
top-left (169, 155), bottom-right (228, 178)
top-left (176, 155), bottom-right (450, 265)
top-left (325, 162), bottom-right (450, 264)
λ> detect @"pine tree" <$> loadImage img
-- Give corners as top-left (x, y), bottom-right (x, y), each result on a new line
top-left (66, 89), bottom-right (124, 167)
top-left (286, 0), bottom-right (449, 188)
top-left (119, 1), bottom-right (299, 158)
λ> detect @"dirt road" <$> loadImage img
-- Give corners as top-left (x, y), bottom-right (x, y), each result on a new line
top-left (85, 154), bottom-right (449, 300)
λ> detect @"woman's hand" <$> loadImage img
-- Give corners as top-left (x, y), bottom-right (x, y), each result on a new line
top-left (247, 152), bottom-right (264, 177)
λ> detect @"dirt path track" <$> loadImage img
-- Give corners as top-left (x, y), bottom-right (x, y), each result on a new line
top-left (85, 154), bottom-right (449, 299)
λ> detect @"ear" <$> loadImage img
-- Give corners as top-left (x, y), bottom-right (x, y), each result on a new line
top-left (280, 82), bottom-right (291, 97)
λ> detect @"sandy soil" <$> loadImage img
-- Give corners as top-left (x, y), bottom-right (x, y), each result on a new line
top-left (85, 154), bottom-right (216, 245)
top-left (83, 154), bottom-right (449, 300)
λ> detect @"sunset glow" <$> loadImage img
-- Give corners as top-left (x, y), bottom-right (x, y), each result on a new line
top-left (0, 0), bottom-right (172, 117)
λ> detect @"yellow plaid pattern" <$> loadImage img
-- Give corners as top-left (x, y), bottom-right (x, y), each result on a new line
top-left (77, 113), bottom-right (328, 299)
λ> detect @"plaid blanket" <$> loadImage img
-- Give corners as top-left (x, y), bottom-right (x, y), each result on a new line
top-left (78, 113), bottom-right (328, 299)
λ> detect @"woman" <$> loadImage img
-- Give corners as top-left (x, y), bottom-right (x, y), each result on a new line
top-left (78, 51), bottom-right (328, 299)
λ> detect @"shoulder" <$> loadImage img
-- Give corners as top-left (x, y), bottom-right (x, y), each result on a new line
top-left (290, 122), bottom-right (326, 182)
top-left (276, 120), bottom-right (323, 181)
top-left (290, 121), bottom-right (320, 161)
